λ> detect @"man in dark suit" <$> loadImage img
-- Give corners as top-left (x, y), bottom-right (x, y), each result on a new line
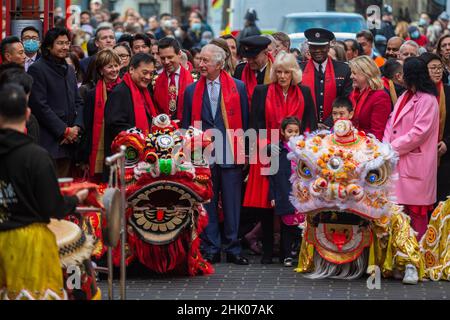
top-left (21, 26), bottom-right (41, 72)
top-left (182, 44), bottom-right (249, 265)
top-left (80, 26), bottom-right (116, 75)
top-left (104, 53), bottom-right (157, 157)
top-left (301, 28), bottom-right (352, 128)
top-left (28, 27), bottom-right (84, 177)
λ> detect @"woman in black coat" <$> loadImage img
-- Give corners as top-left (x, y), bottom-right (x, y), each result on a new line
top-left (242, 51), bottom-right (317, 264)
top-left (421, 52), bottom-right (450, 202)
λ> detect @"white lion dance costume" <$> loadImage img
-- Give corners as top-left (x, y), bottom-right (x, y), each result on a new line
top-left (288, 120), bottom-right (450, 284)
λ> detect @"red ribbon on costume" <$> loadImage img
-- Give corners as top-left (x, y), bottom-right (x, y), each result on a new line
top-left (191, 70), bottom-right (244, 163)
top-left (301, 58), bottom-right (337, 121)
top-left (122, 72), bottom-right (156, 133)
top-left (89, 78), bottom-right (121, 177)
top-left (265, 83), bottom-right (305, 138)
top-left (241, 54), bottom-right (274, 104)
top-left (154, 67), bottom-right (194, 119)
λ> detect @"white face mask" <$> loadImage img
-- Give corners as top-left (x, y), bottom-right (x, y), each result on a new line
top-left (174, 29), bottom-right (182, 38)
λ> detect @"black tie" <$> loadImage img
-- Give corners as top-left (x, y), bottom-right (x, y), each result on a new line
top-left (319, 64), bottom-right (324, 78)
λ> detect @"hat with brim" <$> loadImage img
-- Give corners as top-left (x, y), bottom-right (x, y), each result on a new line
top-left (238, 35), bottom-right (271, 58)
top-left (304, 28), bottom-right (335, 46)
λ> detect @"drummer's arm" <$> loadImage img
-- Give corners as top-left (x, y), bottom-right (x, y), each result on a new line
top-left (33, 152), bottom-right (78, 219)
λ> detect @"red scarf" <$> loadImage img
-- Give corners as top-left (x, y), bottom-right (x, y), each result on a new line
top-left (241, 54), bottom-right (274, 104)
top-left (393, 90), bottom-right (414, 124)
top-left (153, 66), bottom-right (194, 119)
top-left (349, 87), bottom-right (371, 128)
top-left (191, 70), bottom-right (244, 163)
top-left (301, 58), bottom-right (337, 121)
top-left (122, 72), bottom-right (156, 134)
top-left (265, 83), bottom-right (305, 138)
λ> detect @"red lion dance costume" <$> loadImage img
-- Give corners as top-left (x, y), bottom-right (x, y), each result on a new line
top-left (110, 114), bottom-right (214, 276)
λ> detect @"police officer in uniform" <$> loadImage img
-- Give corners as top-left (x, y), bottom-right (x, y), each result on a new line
top-left (233, 35), bottom-right (273, 100)
top-left (301, 28), bottom-right (352, 128)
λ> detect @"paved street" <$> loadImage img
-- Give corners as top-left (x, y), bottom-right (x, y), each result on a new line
top-left (98, 251), bottom-right (450, 300)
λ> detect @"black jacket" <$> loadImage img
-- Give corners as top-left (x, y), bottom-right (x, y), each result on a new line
top-left (237, 24), bottom-right (261, 43)
top-left (268, 142), bottom-right (295, 216)
top-left (249, 84), bottom-right (318, 133)
top-left (300, 59), bottom-right (352, 124)
top-left (0, 129), bottom-right (77, 231)
top-left (233, 62), bottom-right (268, 84)
top-left (104, 82), bottom-right (153, 157)
top-left (28, 56), bottom-right (84, 159)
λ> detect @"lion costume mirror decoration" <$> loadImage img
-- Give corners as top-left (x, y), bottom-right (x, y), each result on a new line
top-left (110, 114), bottom-right (214, 276)
top-left (288, 119), bottom-right (450, 283)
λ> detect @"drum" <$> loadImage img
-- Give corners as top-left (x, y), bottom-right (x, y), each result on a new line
top-left (48, 219), bottom-right (101, 300)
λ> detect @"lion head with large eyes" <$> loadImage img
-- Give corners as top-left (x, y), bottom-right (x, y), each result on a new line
top-left (288, 120), bottom-right (399, 268)
top-left (110, 114), bottom-right (214, 276)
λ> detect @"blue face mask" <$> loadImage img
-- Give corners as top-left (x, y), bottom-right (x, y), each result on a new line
top-left (411, 30), bottom-right (420, 39)
top-left (115, 31), bottom-right (123, 41)
top-left (191, 23), bottom-right (202, 31)
top-left (419, 18), bottom-right (428, 26)
top-left (23, 39), bottom-right (40, 54)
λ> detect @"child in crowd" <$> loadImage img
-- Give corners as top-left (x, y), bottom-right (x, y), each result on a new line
top-left (331, 96), bottom-right (354, 123)
top-left (268, 116), bottom-right (304, 267)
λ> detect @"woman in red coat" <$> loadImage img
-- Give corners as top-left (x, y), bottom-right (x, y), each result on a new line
top-left (243, 52), bottom-right (317, 264)
top-left (348, 56), bottom-right (391, 141)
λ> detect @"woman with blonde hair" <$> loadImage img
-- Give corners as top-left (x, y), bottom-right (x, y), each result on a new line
top-left (396, 21), bottom-right (410, 39)
top-left (243, 51), bottom-right (317, 264)
top-left (348, 55), bottom-right (391, 140)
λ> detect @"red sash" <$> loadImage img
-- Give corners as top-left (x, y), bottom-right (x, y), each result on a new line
top-left (122, 72), bottom-right (156, 134)
top-left (301, 58), bottom-right (337, 121)
top-left (191, 70), bottom-right (244, 163)
top-left (241, 54), bottom-right (274, 103)
top-left (349, 87), bottom-right (371, 128)
top-left (89, 78), bottom-right (121, 177)
top-left (265, 83), bottom-right (305, 137)
top-left (153, 66), bottom-right (193, 119)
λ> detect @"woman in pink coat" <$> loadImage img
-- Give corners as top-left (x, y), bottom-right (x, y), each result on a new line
top-left (383, 57), bottom-right (439, 240)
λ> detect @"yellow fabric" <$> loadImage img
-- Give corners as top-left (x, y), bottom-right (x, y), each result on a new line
top-left (388, 80), bottom-right (398, 106)
top-left (295, 225), bottom-right (315, 273)
top-left (0, 223), bottom-right (66, 300)
top-left (420, 201), bottom-right (450, 281)
top-left (371, 207), bottom-right (426, 279)
top-left (264, 58), bottom-right (272, 85)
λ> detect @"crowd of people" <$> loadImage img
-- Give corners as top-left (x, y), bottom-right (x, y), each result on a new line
top-left (1, 2), bottom-right (450, 299)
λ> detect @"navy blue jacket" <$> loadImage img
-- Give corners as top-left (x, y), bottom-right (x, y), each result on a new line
top-left (268, 142), bottom-right (296, 216)
top-left (28, 56), bottom-right (84, 159)
top-left (181, 77), bottom-right (249, 168)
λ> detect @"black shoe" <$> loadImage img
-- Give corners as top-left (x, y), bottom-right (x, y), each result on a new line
top-left (226, 253), bottom-right (249, 265)
top-left (204, 252), bottom-right (221, 264)
top-left (261, 256), bottom-right (273, 264)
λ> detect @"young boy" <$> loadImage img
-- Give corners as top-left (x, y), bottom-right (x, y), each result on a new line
top-left (268, 116), bottom-right (304, 267)
top-left (0, 84), bottom-right (87, 300)
top-left (331, 96), bottom-right (354, 122)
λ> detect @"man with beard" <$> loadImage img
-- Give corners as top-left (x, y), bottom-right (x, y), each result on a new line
top-left (385, 36), bottom-right (404, 59)
top-left (301, 28), bottom-right (352, 128)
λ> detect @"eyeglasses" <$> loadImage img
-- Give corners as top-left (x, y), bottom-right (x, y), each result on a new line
top-left (428, 65), bottom-right (444, 72)
top-left (119, 54), bottom-right (130, 59)
top-left (55, 41), bottom-right (71, 47)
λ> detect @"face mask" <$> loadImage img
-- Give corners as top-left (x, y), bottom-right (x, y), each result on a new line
top-left (174, 29), bottom-right (182, 38)
top-left (411, 30), bottom-right (420, 39)
top-left (23, 39), bottom-right (40, 53)
top-left (191, 23), bottom-right (202, 31)
top-left (419, 18), bottom-right (428, 26)
top-left (115, 31), bottom-right (123, 40)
